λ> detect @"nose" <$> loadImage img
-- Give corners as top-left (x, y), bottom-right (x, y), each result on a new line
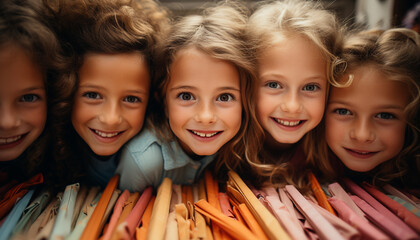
top-left (280, 92), bottom-right (303, 113)
top-left (194, 101), bottom-right (216, 124)
top-left (98, 101), bottom-right (123, 126)
top-left (0, 105), bottom-right (20, 129)
top-left (350, 117), bottom-right (375, 142)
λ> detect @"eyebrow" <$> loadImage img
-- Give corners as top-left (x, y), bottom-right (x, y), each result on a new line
top-left (22, 86), bottom-right (45, 92)
top-left (169, 85), bottom-right (240, 92)
top-left (79, 84), bottom-right (148, 95)
top-left (260, 72), bottom-right (325, 81)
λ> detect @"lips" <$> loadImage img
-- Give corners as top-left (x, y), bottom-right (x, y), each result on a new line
top-left (90, 128), bottom-right (124, 141)
top-left (345, 148), bottom-right (379, 158)
top-left (271, 117), bottom-right (305, 128)
top-left (189, 130), bottom-right (222, 138)
top-left (0, 134), bottom-right (23, 144)
top-left (0, 133), bottom-right (27, 149)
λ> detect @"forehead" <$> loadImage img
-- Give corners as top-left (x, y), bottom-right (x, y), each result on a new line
top-left (329, 66), bottom-right (409, 106)
top-left (79, 52), bottom-right (150, 86)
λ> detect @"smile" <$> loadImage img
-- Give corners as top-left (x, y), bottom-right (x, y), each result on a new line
top-left (345, 148), bottom-right (379, 157)
top-left (0, 134), bottom-right (24, 145)
top-left (189, 130), bottom-right (221, 138)
top-left (91, 129), bottom-right (123, 138)
top-left (273, 118), bottom-right (303, 127)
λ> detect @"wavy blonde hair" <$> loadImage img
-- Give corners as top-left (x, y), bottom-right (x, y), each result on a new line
top-left (314, 28), bottom-right (420, 188)
top-left (243, 0), bottom-right (346, 189)
top-left (150, 1), bottom-right (261, 179)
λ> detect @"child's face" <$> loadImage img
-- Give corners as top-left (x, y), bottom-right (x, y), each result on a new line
top-left (72, 53), bottom-right (150, 156)
top-left (257, 35), bottom-right (327, 146)
top-left (326, 65), bottom-right (409, 172)
top-left (0, 44), bottom-right (46, 161)
top-left (166, 47), bottom-right (241, 156)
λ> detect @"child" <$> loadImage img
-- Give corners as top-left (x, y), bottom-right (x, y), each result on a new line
top-left (323, 28), bottom-right (420, 189)
top-left (241, 0), bottom-right (346, 189)
top-left (47, 0), bottom-right (168, 187)
top-left (116, 2), bottom-right (260, 192)
top-left (0, 0), bottom-right (63, 180)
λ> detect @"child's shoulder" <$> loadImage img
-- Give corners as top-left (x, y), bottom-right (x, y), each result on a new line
top-left (124, 128), bottom-right (162, 153)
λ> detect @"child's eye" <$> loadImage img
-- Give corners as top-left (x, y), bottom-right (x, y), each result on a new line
top-left (20, 94), bottom-right (40, 102)
top-left (124, 96), bottom-right (141, 103)
top-left (83, 92), bottom-right (101, 99)
top-left (302, 84), bottom-right (320, 91)
top-left (376, 112), bottom-right (395, 120)
top-left (177, 92), bottom-right (195, 101)
top-left (334, 108), bottom-right (351, 115)
top-left (265, 81), bottom-right (281, 89)
top-left (217, 93), bottom-right (234, 102)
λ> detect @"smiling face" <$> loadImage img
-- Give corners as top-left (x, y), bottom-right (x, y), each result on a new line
top-left (72, 52), bottom-right (150, 156)
top-left (0, 44), bottom-right (46, 162)
top-left (326, 65), bottom-right (409, 172)
top-left (257, 35), bottom-right (327, 147)
top-left (166, 47), bottom-right (242, 156)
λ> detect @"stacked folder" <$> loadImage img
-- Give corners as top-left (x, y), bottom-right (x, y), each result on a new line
top-left (1, 170), bottom-right (419, 240)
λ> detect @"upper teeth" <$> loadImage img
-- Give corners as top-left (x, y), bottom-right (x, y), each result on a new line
top-left (95, 130), bottom-right (119, 138)
top-left (192, 130), bottom-right (218, 138)
top-left (276, 119), bottom-right (300, 126)
top-left (355, 151), bottom-right (370, 155)
top-left (0, 135), bottom-right (22, 144)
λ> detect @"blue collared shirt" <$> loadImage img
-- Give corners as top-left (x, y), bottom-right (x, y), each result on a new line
top-left (116, 128), bottom-right (215, 192)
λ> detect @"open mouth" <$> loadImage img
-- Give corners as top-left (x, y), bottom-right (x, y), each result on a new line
top-left (90, 128), bottom-right (124, 138)
top-left (189, 130), bottom-right (222, 138)
top-left (0, 133), bottom-right (27, 145)
top-left (272, 118), bottom-right (304, 127)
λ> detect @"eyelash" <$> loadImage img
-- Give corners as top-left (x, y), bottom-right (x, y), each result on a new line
top-left (177, 92), bottom-right (195, 101)
top-left (375, 112), bottom-right (395, 120)
top-left (82, 92), bottom-right (141, 104)
top-left (217, 93), bottom-right (235, 102)
top-left (302, 84), bottom-right (320, 91)
top-left (82, 92), bottom-right (101, 99)
top-left (334, 108), bottom-right (397, 120)
top-left (176, 92), bottom-right (236, 102)
top-left (334, 108), bottom-right (351, 115)
top-left (124, 96), bottom-right (141, 103)
top-left (265, 82), bottom-right (321, 91)
top-left (20, 94), bottom-right (40, 102)
top-left (265, 82), bottom-right (281, 89)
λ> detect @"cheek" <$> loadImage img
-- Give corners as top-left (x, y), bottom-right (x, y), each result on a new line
top-left (325, 116), bottom-right (342, 144)
top-left (71, 102), bottom-right (91, 127)
top-left (256, 93), bottom-right (271, 120)
top-left (30, 104), bottom-right (47, 132)
top-left (383, 125), bottom-right (406, 155)
top-left (308, 98), bottom-right (326, 121)
top-left (229, 105), bottom-right (242, 133)
top-left (167, 104), bottom-right (185, 132)
top-left (128, 108), bottom-right (147, 132)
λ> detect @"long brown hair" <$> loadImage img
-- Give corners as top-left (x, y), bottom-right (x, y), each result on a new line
top-left (0, 0), bottom-right (64, 179)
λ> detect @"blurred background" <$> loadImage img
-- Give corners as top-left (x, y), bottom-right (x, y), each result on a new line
top-left (159, 0), bottom-right (420, 32)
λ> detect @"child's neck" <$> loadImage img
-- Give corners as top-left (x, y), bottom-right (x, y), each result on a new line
top-left (264, 134), bottom-right (294, 154)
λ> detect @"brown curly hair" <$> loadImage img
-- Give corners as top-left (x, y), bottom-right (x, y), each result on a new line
top-left (44, 0), bottom-right (169, 186)
top-left (0, 0), bottom-right (65, 180)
